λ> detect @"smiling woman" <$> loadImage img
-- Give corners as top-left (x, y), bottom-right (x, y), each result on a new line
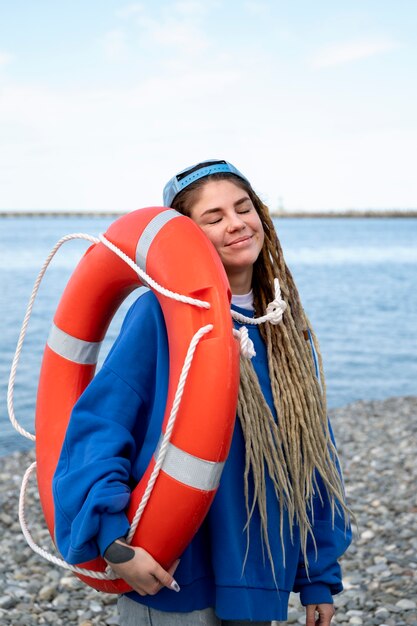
top-left (182, 180), bottom-right (265, 294)
top-left (52, 159), bottom-right (352, 626)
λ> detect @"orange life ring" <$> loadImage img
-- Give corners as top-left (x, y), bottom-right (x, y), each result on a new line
top-left (35, 207), bottom-right (240, 593)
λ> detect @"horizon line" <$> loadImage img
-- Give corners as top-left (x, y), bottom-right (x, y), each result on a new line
top-left (1, 208), bottom-right (417, 219)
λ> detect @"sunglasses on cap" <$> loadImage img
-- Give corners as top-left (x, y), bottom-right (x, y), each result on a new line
top-left (163, 159), bottom-right (248, 207)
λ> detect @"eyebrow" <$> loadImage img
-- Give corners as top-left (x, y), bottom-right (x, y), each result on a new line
top-left (200, 196), bottom-right (251, 218)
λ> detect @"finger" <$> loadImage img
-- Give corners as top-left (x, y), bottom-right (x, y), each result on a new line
top-left (168, 559), bottom-right (181, 576)
top-left (152, 562), bottom-right (181, 592)
top-left (137, 588), bottom-right (148, 597)
top-left (136, 574), bottom-right (164, 597)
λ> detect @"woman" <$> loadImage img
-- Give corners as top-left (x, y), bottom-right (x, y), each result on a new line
top-left (53, 160), bottom-right (352, 625)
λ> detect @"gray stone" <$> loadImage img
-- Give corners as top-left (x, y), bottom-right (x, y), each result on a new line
top-left (0, 595), bottom-right (18, 610)
top-left (89, 600), bottom-right (103, 613)
top-left (1, 397), bottom-right (417, 625)
top-left (287, 608), bottom-right (303, 623)
top-left (396, 599), bottom-right (417, 610)
top-left (38, 584), bottom-right (57, 601)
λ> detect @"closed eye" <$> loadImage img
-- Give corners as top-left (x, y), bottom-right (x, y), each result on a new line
top-left (208, 207), bottom-right (251, 223)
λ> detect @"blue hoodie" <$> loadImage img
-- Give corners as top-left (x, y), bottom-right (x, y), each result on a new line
top-left (53, 290), bottom-right (351, 621)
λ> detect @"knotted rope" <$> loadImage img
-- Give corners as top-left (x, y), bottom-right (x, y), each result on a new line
top-left (231, 278), bottom-right (287, 358)
top-left (231, 278), bottom-right (287, 326)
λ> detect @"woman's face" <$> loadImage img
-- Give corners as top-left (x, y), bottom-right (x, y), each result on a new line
top-left (188, 179), bottom-right (265, 293)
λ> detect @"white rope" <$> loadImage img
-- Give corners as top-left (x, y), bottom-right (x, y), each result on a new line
top-left (11, 224), bottom-right (282, 581)
top-left (230, 278), bottom-right (286, 360)
top-left (10, 228), bottom-right (216, 581)
top-left (7, 233), bottom-right (100, 441)
top-left (20, 323), bottom-right (214, 582)
top-left (19, 461), bottom-right (116, 579)
top-left (231, 278), bottom-right (287, 326)
top-left (7, 233), bottom-right (212, 442)
top-left (12, 226), bottom-right (276, 581)
top-left (233, 327), bottom-right (256, 359)
top-left (126, 323), bottom-right (213, 542)
top-left (99, 234), bottom-right (210, 310)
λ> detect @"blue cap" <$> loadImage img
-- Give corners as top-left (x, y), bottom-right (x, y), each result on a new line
top-left (163, 159), bottom-right (249, 207)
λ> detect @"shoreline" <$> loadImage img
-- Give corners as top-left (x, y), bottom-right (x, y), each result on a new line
top-left (1, 395), bottom-right (416, 624)
top-left (1, 209), bottom-right (417, 219)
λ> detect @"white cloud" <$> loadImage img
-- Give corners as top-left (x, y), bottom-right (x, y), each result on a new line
top-left (244, 1), bottom-right (269, 16)
top-left (117, 2), bottom-right (211, 54)
top-left (1, 4), bottom-right (415, 212)
top-left (174, 0), bottom-right (212, 18)
top-left (0, 68), bottom-right (247, 210)
top-left (102, 29), bottom-right (129, 61)
top-left (116, 3), bottom-right (145, 19)
top-left (141, 16), bottom-right (209, 51)
top-left (0, 52), bottom-right (14, 66)
top-left (311, 39), bottom-right (399, 69)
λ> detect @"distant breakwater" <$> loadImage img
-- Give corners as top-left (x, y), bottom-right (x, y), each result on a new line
top-left (272, 209), bottom-right (417, 218)
top-left (0, 210), bottom-right (124, 218)
top-left (1, 209), bottom-right (417, 219)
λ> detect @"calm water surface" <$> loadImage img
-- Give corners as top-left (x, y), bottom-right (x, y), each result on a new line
top-left (1, 216), bottom-right (416, 456)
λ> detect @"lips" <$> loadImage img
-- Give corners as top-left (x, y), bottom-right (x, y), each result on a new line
top-left (226, 235), bottom-right (253, 246)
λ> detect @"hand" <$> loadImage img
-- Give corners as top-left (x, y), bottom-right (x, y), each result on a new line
top-left (104, 538), bottom-right (180, 596)
top-left (306, 603), bottom-right (335, 626)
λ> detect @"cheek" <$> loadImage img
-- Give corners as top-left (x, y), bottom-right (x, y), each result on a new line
top-left (252, 215), bottom-right (265, 249)
top-left (198, 225), bottom-right (223, 253)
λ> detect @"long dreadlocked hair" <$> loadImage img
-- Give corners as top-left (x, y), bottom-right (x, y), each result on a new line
top-left (172, 172), bottom-right (350, 578)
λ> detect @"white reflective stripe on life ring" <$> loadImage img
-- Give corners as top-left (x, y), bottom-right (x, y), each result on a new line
top-left (135, 209), bottom-right (181, 271)
top-left (154, 436), bottom-right (225, 492)
top-left (47, 323), bottom-right (102, 365)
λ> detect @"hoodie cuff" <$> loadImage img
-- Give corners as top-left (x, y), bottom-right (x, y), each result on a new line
top-left (96, 511), bottom-right (131, 557)
top-left (299, 582), bottom-right (334, 606)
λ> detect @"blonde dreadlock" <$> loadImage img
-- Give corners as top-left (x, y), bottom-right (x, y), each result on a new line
top-left (172, 172), bottom-right (350, 579)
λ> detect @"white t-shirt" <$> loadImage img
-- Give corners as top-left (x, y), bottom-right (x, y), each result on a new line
top-left (231, 291), bottom-right (254, 311)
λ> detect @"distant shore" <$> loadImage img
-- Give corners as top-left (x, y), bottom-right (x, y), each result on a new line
top-left (271, 209), bottom-right (417, 218)
top-left (1, 209), bottom-right (417, 219)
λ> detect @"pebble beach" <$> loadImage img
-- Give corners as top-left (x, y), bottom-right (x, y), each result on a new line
top-left (1, 396), bottom-right (416, 626)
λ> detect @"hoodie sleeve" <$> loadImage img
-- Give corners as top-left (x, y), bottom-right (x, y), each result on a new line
top-left (293, 478), bottom-right (352, 605)
top-left (293, 420), bottom-right (352, 605)
top-left (53, 291), bottom-right (166, 564)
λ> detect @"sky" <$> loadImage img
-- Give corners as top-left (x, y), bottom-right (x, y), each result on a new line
top-left (0, 0), bottom-right (416, 212)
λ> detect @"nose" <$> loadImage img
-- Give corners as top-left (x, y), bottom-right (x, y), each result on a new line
top-left (226, 212), bottom-right (246, 233)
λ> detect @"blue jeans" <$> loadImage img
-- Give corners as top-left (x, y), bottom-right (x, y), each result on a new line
top-left (117, 596), bottom-right (271, 625)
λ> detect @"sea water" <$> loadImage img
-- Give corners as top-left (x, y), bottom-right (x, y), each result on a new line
top-left (1, 216), bottom-right (416, 456)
